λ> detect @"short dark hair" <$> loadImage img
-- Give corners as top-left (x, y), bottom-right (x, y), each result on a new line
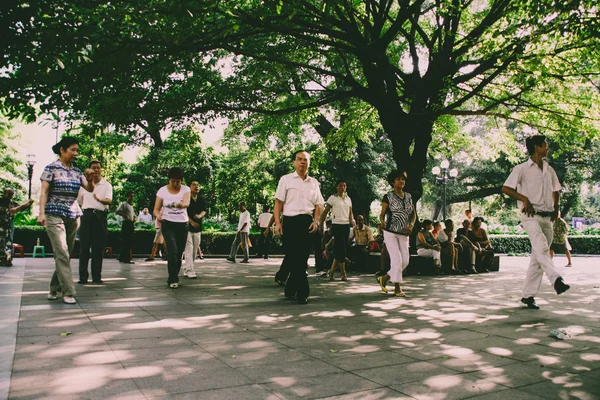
top-left (335, 179), bottom-right (346, 187)
top-left (51, 136), bottom-right (79, 156)
top-left (167, 167), bottom-right (184, 180)
top-left (465, 209), bottom-right (471, 213)
top-left (421, 219), bottom-right (433, 229)
top-left (292, 149), bottom-right (309, 161)
top-left (444, 219), bottom-right (453, 226)
top-left (525, 135), bottom-right (547, 155)
top-left (473, 216), bottom-right (485, 224)
top-left (387, 169), bottom-right (408, 186)
top-left (88, 160), bottom-right (102, 168)
top-left (239, 201), bottom-right (246, 207)
top-left (126, 191), bottom-right (134, 197)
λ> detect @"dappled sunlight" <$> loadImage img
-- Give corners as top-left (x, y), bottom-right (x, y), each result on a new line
top-left (362, 310), bottom-right (388, 317)
top-left (338, 284), bottom-right (382, 294)
top-left (542, 370), bottom-right (585, 387)
top-left (219, 286), bottom-right (248, 290)
top-left (441, 346), bottom-right (475, 357)
top-left (392, 328), bottom-right (442, 342)
top-left (340, 345), bottom-right (380, 354)
top-left (580, 353), bottom-right (600, 362)
top-left (114, 365), bottom-right (163, 379)
top-left (424, 374), bottom-right (463, 390)
top-left (515, 338), bottom-right (540, 345)
top-left (270, 376), bottom-right (297, 387)
top-left (89, 313), bottom-right (138, 320)
top-left (363, 301), bottom-right (403, 311)
top-left (486, 347), bottom-right (513, 357)
top-left (532, 354), bottom-right (562, 365)
top-left (302, 310), bottom-right (355, 318)
top-left (256, 314), bottom-right (294, 323)
top-left (383, 318), bottom-right (407, 324)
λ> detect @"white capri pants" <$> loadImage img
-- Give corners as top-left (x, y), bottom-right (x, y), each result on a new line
top-left (383, 230), bottom-right (410, 283)
top-left (417, 248), bottom-right (441, 263)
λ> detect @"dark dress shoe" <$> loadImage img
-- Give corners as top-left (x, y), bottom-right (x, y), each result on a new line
top-left (554, 277), bottom-right (570, 295)
top-left (226, 258), bottom-right (236, 263)
top-left (240, 260), bottom-right (249, 263)
top-left (297, 297), bottom-right (308, 304)
top-left (467, 266), bottom-right (478, 274)
top-left (521, 297), bottom-right (540, 309)
top-left (92, 280), bottom-right (103, 284)
top-left (77, 280), bottom-right (88, 284)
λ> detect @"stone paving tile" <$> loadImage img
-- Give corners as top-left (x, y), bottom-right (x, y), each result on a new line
top-left (467, 388), bottom-right (547, 400)
top-left (352, 360), bottom-right (460, 386)
top-left (145, 383), bottom-right (284, 400)
top-left (260, 371), bottom-right (382, 399)
top-left (314, 387), bottom-right (414, 399)
top-left (391, 373), bottom-right (504, 400)
top-left (5, 256), bottom-right (600, 400)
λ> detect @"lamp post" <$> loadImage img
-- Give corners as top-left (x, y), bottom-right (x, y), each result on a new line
top-left (26, 154), bottom-right (36, 199)
top-left (432, 160), bottom-right (458, 220)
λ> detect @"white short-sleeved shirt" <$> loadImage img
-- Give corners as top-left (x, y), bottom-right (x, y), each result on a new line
top-left (437, 229), bottom-right (454, 243)
top-left (258, 212), bottom-right (273, 228)
top-left (326, 194), bottom-right (352, 225)
top-left (156, 185), bottom-right (191, 223)
top-left (78, 179), bottom-right (113, 211)
top-left (504, 159), bottom-right (562, 213)
top-left (275, 172), bottom-right (325, 217)
top-left (238, 210), bottom-right (251, 233)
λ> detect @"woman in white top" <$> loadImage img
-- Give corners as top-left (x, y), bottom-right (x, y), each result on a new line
top-left (153, 167), bottom-right (190, 288)
top-left (320, 180), bottom-right (355, 281)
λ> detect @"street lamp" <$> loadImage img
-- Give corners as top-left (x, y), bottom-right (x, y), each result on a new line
top-left (432, 160), bottom-right (458, 220)
top-left (26, 154), bottom-right (36, 199)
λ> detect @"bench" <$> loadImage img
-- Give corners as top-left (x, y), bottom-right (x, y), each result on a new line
top-left (361, 253), bottom-right (500, 275)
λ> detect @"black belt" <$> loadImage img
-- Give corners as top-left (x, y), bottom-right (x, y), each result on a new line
top-left (83, 209), bottom-right (107, 214)
top-left (536, 211), bottom-right (553, 218)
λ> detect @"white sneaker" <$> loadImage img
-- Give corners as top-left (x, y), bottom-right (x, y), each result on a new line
top-left (47, 292), bottom-right (58, 300)
top-left (565, 264), bottom-right (572, 267)
top-left (187, 274), bottom-right (197, 279)
top-left (169, 282), bottom-right (179, 289)
top-left (63, 296), bottom-right (76, 304)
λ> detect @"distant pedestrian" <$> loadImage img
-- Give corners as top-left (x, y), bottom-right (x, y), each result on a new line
top-left (502, 135), bottom-right (570, 310)
top-left (320, 180), bottom-right (355, 281)
top-left (77, 161), bottom-right (112, 284)
top-left (550, 211), bottom-right (572, 268)
top-left (0, 188), bottom-right (33, 266)
top-left (274, 150), bottom-right (324, 304)
top-left (257, 207), bottom-right (273, 259)
top-left (116, 191), bottom-right (135, 264)
top-left (182, 181), bottom-right (206, 278)
top-left (37, 136), bottom-right (95, 304)
top-left (154, 167), bottom-right (190, 288)
top-left (138, 207), bottom-right (153, 224)
top-left (227, 201), bottom-right (251, 263)
top-left (377, 170), bottom-right (416, 297)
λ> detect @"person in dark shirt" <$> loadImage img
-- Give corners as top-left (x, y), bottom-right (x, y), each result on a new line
top-left (182, 181), bottom-right (206, 278)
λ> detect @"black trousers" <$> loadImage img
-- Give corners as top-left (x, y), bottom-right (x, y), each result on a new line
top-left (331, 224), bottom-right (350, 262)
top-left (78, 210), bottom-right (108, 281)
top-left (161, 220), bottom-right (188, 284)
top-left (281, 214), bottom-right (314, 299)
top-left (118, 220), bottom-right (135, 262)
top-left (257, 228), bottom-right (272, 257)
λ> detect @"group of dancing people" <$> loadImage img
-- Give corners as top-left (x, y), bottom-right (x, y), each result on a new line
top-left (35, 134), bottom-right (570, 309)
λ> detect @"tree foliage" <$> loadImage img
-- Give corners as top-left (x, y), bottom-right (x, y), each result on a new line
top-left (0, 117), bottom-right (26, 193)
top-left (2, 0), bottom-right (599, 202)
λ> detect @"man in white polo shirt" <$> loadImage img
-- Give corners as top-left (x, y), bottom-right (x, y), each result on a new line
top-left (77, 160), bottom-right (113, 284)
top-left (227, 201), bottom-right (251, 263)
top-left (502, 135), bottom-right (570, 310)
top-left (274, 150), bottom-right (324, 304)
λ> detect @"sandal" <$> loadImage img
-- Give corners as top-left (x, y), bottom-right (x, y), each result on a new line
top-left (377, 276), bottom-right (388, 293)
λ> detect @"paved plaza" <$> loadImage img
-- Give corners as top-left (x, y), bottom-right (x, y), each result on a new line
top-left (1, 255), bottom-right (599, 400)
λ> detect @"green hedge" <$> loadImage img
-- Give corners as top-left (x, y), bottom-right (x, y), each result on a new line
top-left (489, 235), bottom-right (600, 255)
top-left (13, 227), bottom-right (599, 256)
top-left (14, 226), bottom-right (284, 256)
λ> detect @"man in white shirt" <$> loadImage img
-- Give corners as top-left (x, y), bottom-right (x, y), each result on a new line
top-left (274, 150), bottom-right (324, 304)
top-left (138, 208), bottom-right (153, 224)
top-left (116, 191), bottom-right (136, 264)
top-left (502, 135), bottom-right (570, 310)
top-left (77, 161), bottom-right (113, 284)
top-left (227, 201), bottom-right (251, 263)
top-left (257, 207), bottom-right (273, 259)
